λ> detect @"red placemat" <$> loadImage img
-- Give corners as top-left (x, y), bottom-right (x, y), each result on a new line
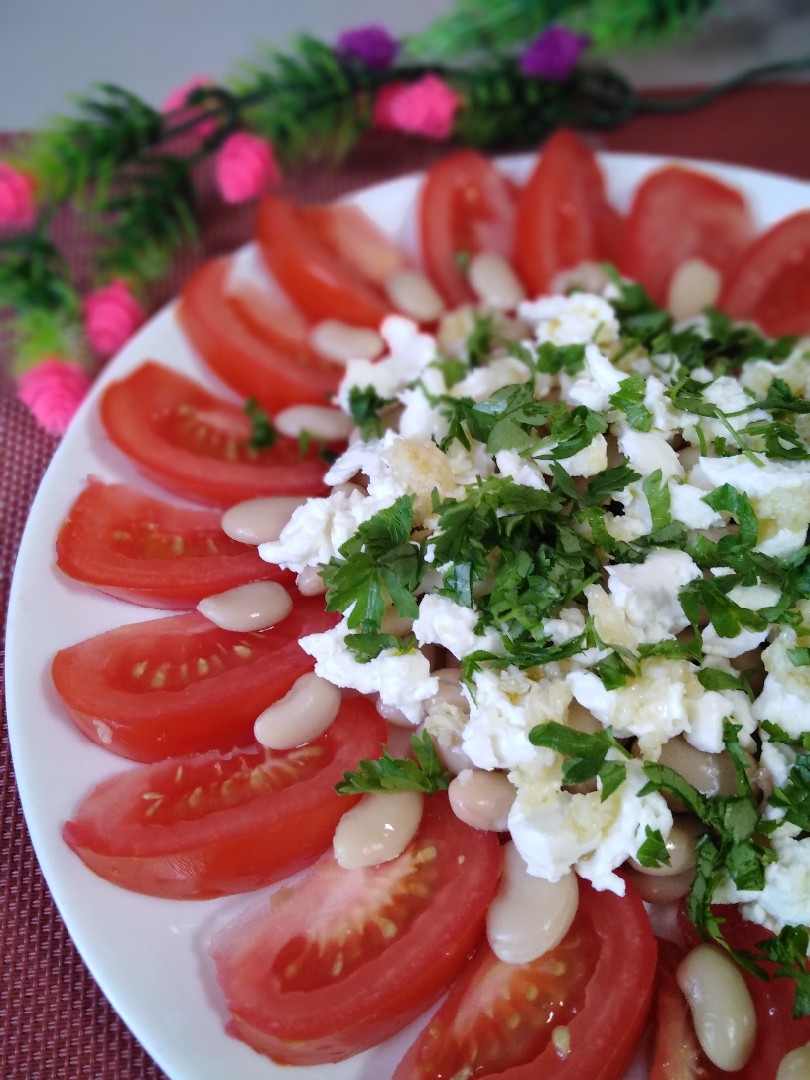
top-left (1, 83), bottom-right (809, 1079)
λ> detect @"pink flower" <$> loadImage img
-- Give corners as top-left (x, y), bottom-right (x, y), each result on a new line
top-left (83, 279), bottom-right (146, 359)
top-left (373, 75), bottom-right (460, 140)
top-left (162, 76), bottom-right (218, 140)
top-left (214, 132), bottom-right (280, 204)
top-left (0, 163), bottom-right (36, 230)
top-left (17, 359), bottom-right (92, 436)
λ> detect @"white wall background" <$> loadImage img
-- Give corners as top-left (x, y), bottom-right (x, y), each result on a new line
top-left (0, 0), bottom-right (807, 130)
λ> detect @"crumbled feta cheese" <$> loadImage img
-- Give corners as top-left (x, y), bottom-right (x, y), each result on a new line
top-left (565, 344), bottom-right (628, 412)
top-left (413, 594), bottom-right (504, 660)
top-left (300, 618), bottom-right (437, 724)
top-left (508, 756), bottom-right (672, 895)
top-left (617, 427), bottom-right (683, 480)
top-left (336, 315), bottom-right (436, 410)
top-left (519, 292), bottom-right (619, 348)
top-left (462, 666), bottom-right (572, 771)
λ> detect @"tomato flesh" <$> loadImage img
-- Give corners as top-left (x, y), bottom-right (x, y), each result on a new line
top-left (419, 150), bottom-right (519, 306)
top-left (515, 129), bottom-right (620, 297)
top-left (56, 478), bottom-right (292, 608)
top-left (394, 877), bottom-right (656, 1080)
top-left (178, 256), bottom-right (342, 413)
top-left (719, 209), bottom-right (810, 337)
top-left (256, 195), bottom-right (393, 328)
top-left (62, 698), bottom-right (386, 899)
top-left (99, 361), bottom-right (332, 506)
top-left (52, 600), bottom-right (339, 762)
top-left (619, 165), bottom-right (754, 307)
top-left (211, 795), bottom-right (503, 1064)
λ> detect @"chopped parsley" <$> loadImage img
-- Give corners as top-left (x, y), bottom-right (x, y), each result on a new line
top-left (335, 731), bottom-right (452, 795)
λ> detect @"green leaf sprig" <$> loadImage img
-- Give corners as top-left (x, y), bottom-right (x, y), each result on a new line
top-left (336, 730), bottom-right (452, 794)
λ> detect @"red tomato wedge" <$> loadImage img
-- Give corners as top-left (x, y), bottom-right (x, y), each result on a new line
top-left (515, 129), bottom-right (621, 297)
top-left (664, 906), bottom-right (810, 1078)
top-left (99, 361), bottom-right (332, 506)
top-left (55, 478), bottom-right (292, 609)
top-left (211, 795), bottom-right (503, 1065)
top-left (178, 257), bottom-right (342, 413)
top-left (394, 876), bottom-right (656, 1080)
top-left (303, 202), bottom-right (408, 285)
top-left (418, 150), bottom-right (519, 307)
top-left (51, 600), bottom-right (339, 762)
top-left (719, 210), bottom-right (810, 337)
top-left (619, 165), bottom-right (754, 307)
top-left (62, 698), bottom-right (386, 899)
top-left (256, 195), bottom-right (394, 328)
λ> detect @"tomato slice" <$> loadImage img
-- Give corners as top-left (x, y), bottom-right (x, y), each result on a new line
top-left (178, 257), bottom-right (342, 413)
top-left (514, 129), bottom-right (621, 297)
top-left (418, 150), bottom-right (519, 307)
top-left (394, 877), bottom-right (656, 1080)
top-left (255, 195), bottom-right (393, 328)
top-left (99, 361), bottom-right (331, 506)
top-left (55, 478), bottom-right (292, 608)
top-left (303, 202), bottom-right (408, 285)
top-left (619, 165), bottom-right (754, 307)
top-left (62, 698), bottom-right (386, 899)
top-left (51, 600), bottom-right (339, 762)
top-left (667, 906), bottom-right (810, 1078)
top-left (211, 795), bottom-right (503, 1064)
top-left (719, 210), bottom-right (810, 337)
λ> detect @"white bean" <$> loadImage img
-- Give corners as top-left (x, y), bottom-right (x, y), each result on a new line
top-left (254, 672), bottom-right (341, 750)
top-left (776, 1042), bottom-right (810, 1080)
top-left (385, 269), bottom-right (445, 323)
top-left (310, 320), bottom-right (383, 364)
top-left (468, 251), bottom-right (526, 311)
top-left (448, 768), bottom-right (515, 831)
top-left (486, 841), bottom-right (579, 963)
top-left (274, 405), bottom-right (354, 442)
top-left (296, 566), bottom-right (327, 596)
top-left (198, 581), bottom-right (292, 632)
top-left (677, 944), bottom-right (757, 1071)
top-left (429, 667), bottom-right (469, 713)
top-left (221, 495), bottom-right (307, 545)
top-left (667, 257), bottom-right (722, 322)
top-left (333, 791), bottom-right (424, 869)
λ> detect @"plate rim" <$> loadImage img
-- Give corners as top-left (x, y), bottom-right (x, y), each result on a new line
top-left (5, 149), bottom-right (810, 1080)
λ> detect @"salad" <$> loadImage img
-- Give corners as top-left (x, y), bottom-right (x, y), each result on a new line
top-left (13, 133), bottom-right (810, 1080)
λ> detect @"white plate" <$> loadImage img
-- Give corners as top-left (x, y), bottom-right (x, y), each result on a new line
top-left (6, 152), bottom-right (810, 1080)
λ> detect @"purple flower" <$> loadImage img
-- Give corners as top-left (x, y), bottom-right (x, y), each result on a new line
top-left (337, 25), bottom-right (399, 70)
top-left (520, 25), bottom-right (591, 82)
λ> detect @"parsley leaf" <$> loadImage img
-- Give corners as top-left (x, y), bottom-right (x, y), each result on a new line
top-left (320, 496), bottom-right (423, 631)
top-left (347, 385), bottom-right (392, 440)
top-left (636, 826), bottom-right (671, 869)
top-left (335, 731), bottom-right (452, 795)
top-left (244, 397), bottom-right (277, 449)
top-left (609, 375), bottom-right (654, 431)
top-left (532, 341), bottom-right (586, 376)
top-left (529, 721), bottom-right (630, 801)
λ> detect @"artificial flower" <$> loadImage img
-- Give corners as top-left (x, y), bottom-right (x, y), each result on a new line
top-left (17, 359), bottom-right (92, 436)
top-left (162, 76), bottom-right (218, 139)
top-left (337, 24), bottom-right (399, 69)
top-left (214, 132), bottom-right (281, 204)
top-left (520, 25), bottom-right (591, 82)
top-left (373, 75), bottom-right (460, 140)
top-left (0, 163), bottom-right (36, 230)
top-left (83, 279), bottom-right (146, 359)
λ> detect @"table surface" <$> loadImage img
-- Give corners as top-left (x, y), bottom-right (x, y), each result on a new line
top-left (2, 80), bottom-right (810, 1080)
